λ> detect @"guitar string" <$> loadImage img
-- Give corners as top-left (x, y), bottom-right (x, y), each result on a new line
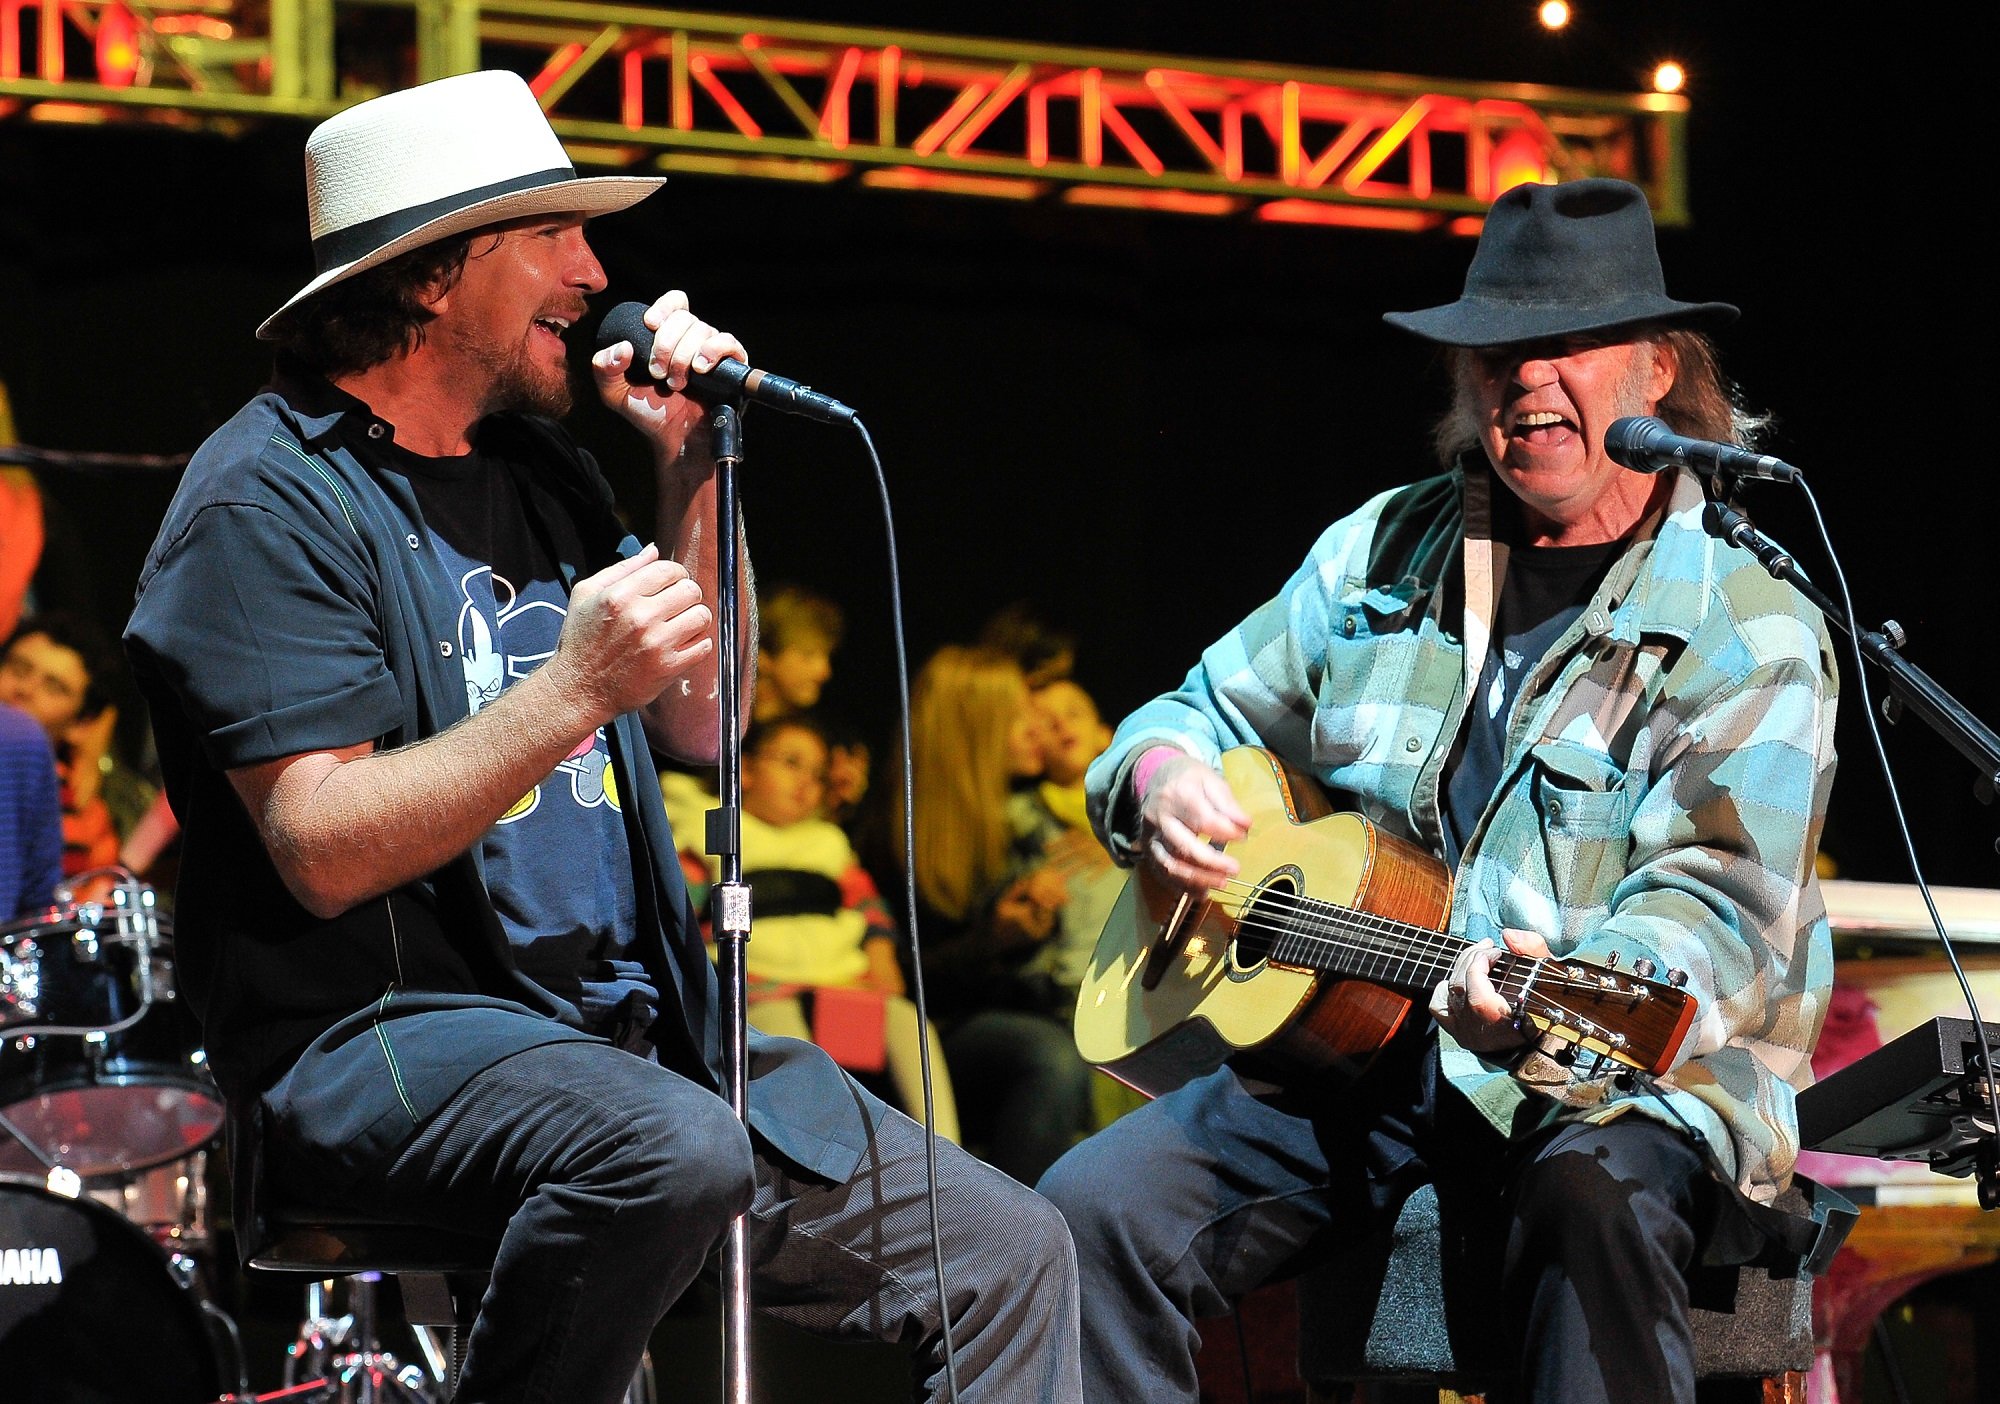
top-left (1194, 878), bottom-right (1649, 1010)
top-left (1203, 873), bottom-right (1609, 993)
top-left (1200, 876), bottom-right (1491, 978)
top-left (1152, 888), bottom-right (1650, 1063)
top-left (1223, 903), bottom-right (1640, 1012)
top-left (1204, 874), bottom-right (1468, 966)
top-left (1202, 891), bottom-right (1653, 1060)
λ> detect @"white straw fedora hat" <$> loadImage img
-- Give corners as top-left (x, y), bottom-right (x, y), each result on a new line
top-left (257, 70), bottom-right (664, 339)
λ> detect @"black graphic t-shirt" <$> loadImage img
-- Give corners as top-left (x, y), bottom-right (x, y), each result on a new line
top-left (1442, 535), bottom-right (1620, 867)
top-left (398, 440), bottom-right (652, 1040)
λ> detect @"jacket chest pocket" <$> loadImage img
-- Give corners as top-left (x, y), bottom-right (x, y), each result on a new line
top-left (1528, 737), bottom-right (1636, 932)
top-left (1317, 580), bottom-right (1450, 773)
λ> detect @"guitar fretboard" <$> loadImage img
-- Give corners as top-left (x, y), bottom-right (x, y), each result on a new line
top-left (1256, 890), bottom-right (1471, 993)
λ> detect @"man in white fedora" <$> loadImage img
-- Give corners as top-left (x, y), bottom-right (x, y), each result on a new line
top-left (126, 70), bottom-right (1079, 1404)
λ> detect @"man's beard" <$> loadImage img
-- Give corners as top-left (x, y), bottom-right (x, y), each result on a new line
top-left (448, 318), bottom-right (577, 419)
top-left (487, 340), bottom-right (576, 418)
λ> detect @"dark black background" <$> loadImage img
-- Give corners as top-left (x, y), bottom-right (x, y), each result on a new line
top-left (3, 1), bottom-right (1993, 886)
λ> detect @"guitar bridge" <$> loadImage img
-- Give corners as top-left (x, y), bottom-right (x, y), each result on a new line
top-left (1140, 889), bottom-right (1202, 992)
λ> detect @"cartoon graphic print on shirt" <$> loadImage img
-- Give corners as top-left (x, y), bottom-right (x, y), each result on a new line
top-left (455, 564), bottom-right (622, 823)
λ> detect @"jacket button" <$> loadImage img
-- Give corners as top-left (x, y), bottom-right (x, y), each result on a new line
top-left (366, 423), bottom-right (386, 440)
top-left (1547, 798), bottom-right (1565, 821)
top-left (440, 641), bottom-right (454, 658)
top-left (406, 534), bottom-right (421, 550)
top-left (1342, 617), bottom-right (1358, 637)
top-left (1404, 736), bottom-right (1422, 753)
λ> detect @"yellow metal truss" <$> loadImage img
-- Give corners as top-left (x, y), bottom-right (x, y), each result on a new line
top-left (0, 0), bottom-right (1690, 228)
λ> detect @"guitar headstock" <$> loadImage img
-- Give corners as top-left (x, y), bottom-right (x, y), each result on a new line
top-left (1506, 953), bottom-right (1697, 1077)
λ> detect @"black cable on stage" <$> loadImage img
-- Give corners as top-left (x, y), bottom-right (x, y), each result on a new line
top-left (0, 443), bottom-right (189, 472)
top-left (852, 414), bottom-right (962, 1402)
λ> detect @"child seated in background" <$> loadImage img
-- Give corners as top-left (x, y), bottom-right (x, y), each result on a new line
top-left (680, 715), bottom-right (960, 1142)
top-left (1014, 677), bottom-right (1123, 998)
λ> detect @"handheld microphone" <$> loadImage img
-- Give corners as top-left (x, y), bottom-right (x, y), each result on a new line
top-left (1604, 416), bottom-right (1799, 484)
top-left (594, 301), bottom-right (856, 425)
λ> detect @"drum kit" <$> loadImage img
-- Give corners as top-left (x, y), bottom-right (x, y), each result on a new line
top-left (0, 870), bottom-right (464, 1403)
top-left (0, 869), bottom-right (236, 1400)
top-left (1, 872), bottom-right (663, 1403)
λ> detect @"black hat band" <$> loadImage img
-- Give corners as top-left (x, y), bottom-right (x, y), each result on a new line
top-left (310, 165), bottom-right (578, 273)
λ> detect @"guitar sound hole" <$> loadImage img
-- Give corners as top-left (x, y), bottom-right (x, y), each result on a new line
top-left (1229, 871), bottom-right (1299, 974)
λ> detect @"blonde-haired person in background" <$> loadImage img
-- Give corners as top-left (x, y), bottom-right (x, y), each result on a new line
top-left (886, 645), bottom-right (1094, 1185)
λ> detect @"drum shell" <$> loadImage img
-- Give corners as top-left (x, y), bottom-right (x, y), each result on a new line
top-left (0, 914), bottom-right (223, 1178)
top-left (0, 1180), bottom-right (221, 1403)
top-left (85, 1149), bottom-right (211, 1251)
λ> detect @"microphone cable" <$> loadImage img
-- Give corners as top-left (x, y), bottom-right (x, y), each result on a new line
top-left (1705, 467), bottom-right (1998, 1199)
top-left (851, 413), bottom-right (964, 1402)
top-left (1788, 476), bottom-right (2000, 1199)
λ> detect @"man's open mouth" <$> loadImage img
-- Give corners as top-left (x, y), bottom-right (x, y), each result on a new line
top-left (1510, 409), bottom-right (1576, 445)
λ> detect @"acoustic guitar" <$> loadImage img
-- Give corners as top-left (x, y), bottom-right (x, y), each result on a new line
top-left (1073, 747), bottom-right (1698, 1098)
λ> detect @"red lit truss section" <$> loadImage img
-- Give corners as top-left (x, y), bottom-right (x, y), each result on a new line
top-left (0, 1), bottom-right (1690, 230)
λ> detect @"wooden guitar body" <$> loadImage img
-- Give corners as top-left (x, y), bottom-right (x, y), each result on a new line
top-left (1075, 747), bottom-right (1695, 1099)
top-left (1075, 748), bottom-right (1452, 1097)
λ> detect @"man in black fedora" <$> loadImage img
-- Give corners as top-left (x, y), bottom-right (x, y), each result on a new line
top-left (125, 71), bottom-right (1079, 1404)
top-left (1038, 177), bottom-right (1838, 1402)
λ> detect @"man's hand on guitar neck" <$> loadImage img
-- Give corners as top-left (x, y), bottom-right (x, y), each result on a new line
top-left (1131, 748), bottom-right (1251, 897)
top-left (1428, 930), bottom-right (1553, 1054)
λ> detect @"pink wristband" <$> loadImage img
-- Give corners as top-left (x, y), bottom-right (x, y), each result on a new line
top-left (1131, 746), bottom-right (1181, 802)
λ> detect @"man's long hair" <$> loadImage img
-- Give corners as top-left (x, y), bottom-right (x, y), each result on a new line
top-left (266, 236), bottom-right (475, 379)
top-left (1429, 326), bottom-right (1769, 467)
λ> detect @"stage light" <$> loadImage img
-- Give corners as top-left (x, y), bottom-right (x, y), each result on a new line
top-left (1652, 61), bottom-right (1686, 94)
top-left (95, 5), bottom-right (143, 86)
top-left (1538, 2), bottom-right (1571, 30)
top-left (1489, 128), bottom-right (1551, 196)
top-left (96, 4), bottom-right (142, 88)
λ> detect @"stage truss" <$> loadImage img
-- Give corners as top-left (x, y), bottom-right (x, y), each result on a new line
top-left (0, 0), bottom-right (1690, 230)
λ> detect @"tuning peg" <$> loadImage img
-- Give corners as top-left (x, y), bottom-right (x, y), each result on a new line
top-left (1603, 951), bottom-right (1620, 969)
top-left (1667, 969), bottom-right (1689, 988)
top-left (1631, 958), bottom-right (1657, 979)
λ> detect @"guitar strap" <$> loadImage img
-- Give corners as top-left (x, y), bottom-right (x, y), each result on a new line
top-left (1458, 465), bottom-right (1509, 725)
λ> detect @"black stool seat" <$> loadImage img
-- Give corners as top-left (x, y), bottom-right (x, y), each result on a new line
top-left (248, 1208), bottom-right (503, 1341)
top-left (1297, 1180), bottom-right (1838, 1392)
top-left (249, 1208), bottom-right (502, 1275)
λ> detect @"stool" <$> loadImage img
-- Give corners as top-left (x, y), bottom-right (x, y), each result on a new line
top-left (247, 1210), bottom-right (503, 1402)
top-left (1296, 1181), bottom-right (1849, 1404)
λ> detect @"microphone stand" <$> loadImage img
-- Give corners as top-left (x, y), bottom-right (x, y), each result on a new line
top-left (1700, 494), bottom-right (2000, 795)
top-left (703, 402), bottom-right (755, 1404)
top-left (1700, 484), bottom-right (2000, 1209)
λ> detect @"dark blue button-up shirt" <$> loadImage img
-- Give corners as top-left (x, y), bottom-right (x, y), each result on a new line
top-left (126, 374), bottom-right (869, 1190)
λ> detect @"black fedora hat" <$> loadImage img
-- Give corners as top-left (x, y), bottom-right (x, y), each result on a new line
top-left (1383, 178), bottom-right (1736, 347)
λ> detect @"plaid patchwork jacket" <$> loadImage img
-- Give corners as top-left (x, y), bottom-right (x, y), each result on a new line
top-left (1087, 463), bottom-right (1838, 1201)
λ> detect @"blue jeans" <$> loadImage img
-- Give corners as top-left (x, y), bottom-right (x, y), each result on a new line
top-left (1037, 1032), bottom-right (1708, 1404)
top-left (267, 1039), bottom-right (1081, 1404)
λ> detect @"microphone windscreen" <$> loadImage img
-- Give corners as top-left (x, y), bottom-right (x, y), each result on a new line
top-left (1604, 416), bottom-right (1671, 473)
top-left (594, 301), bottom-right (656, 387)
